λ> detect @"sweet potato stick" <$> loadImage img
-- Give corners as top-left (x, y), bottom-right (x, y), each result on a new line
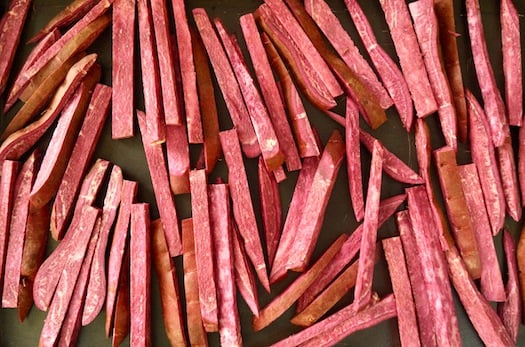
top-left (458, 164), bottom-right (505, 302)
top-left (360, 130), bottom-right (424, 185)
top-left (353, 141), bottom-right (383, 311)
top-left (172, 0), bottom-right (202, 142)
top-left (2, 151), bottom-right (39, 308)
top-left (253, 234), bottom-right (348, 332)
top-left (166, 125), bottom-right (190, 195)
top-left (27, 0), bottom-right (97, 44)
top-left (272, 294), bottom-right (396, 347)
top-left (189, 169), bottom-right (219, 332)
top-left (498, 230), bottom-right (521, 343)
top-left (112, 0), bottom-right (136, 139)
top-left (433, 147), bottom-right (481, 278)
top-left (518, 224), bottom-right (525, 323)
top-left (30, 65), bottom-right (101, 208)
top-left (129, 203), bottom-right (151, 347)
top-left (520, 125), bottom-right (525, 205)
top-left (220, 129), bottom-right (270, 292)
top-left (446, 246), bottom-right (514, 346)
top-left (407, 186), bottom-right (461, 347)
top-left (383, 237), bottom-right (421, 347)
top-left (105, 180), bottom-right (137, 337)
top-left (286, 130), bottom-right (345, 272)
top-left (378, 0), bottom-right (437, 118)
top-left (137, 110), bottom-right (182, 256)
top-left (240, 14), bottom-right (301, 172)
top-left (111, 252), bottom-right (130, 347)
top-left (232, 222), bottom-right (259, 316)
top-left (18, 29), bottom-right (61, 86)
top-left (191, 28), bottom-right (221, 173)
top-left (181, 218), bottom-right (209, 346)
top-left (466, 0), bottom-right (509, 146)
top-left (82, 166), bottom-right (123, 326)
top-left (215, 19), bottom-right (284, 171)
top-left (297, 193), bottom-right (406, 312)
top-left (51, 83), bottom-right (111, 240)
top-left (345, 98), bottom-right (364, 222)
top-left (304, 0), bottom-right (391, 110)
top-left (496, 137), bottom-right (522, 221)
top-left (410, 0), bottom-right (457, 150)
top-left (0, 0), bottom-right (31, 96)
top-left (193, 8), bottom-right (260, 158)
top-left (466, 90), bottom-right (505, 235)
top-left (17, 203), bottom-right (50, 321)
top-left (433, 0), bottom-right (467, 142)
top-left (501, 0), bottom-right (522, 126)
top-left (343, 0), bottom-right (413, 130)
top-left (0, 161), bottom-right (19, 295)
top-left (137, 0), bottom-right (165, 143)
top-left (151, 220), bottom-right (187, 346)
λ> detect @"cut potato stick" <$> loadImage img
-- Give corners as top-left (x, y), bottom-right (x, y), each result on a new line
top-left (253, 233), bottom-right (348, 332)
top-left (353, 141), bottom-right (383, 311)
top-left (498, 229), bottom-right (521, 343)
top-left (297, 193), bottom-right (406, 312)
top-left (345, 98), bottom-right (364, 222)
top-left (191, 28), bottom-right (221, 173)
top-left (137, 0), bottom-right (165, 143)
top-left (497, 137), bottom-right (522, 221)
top-left (51, 83), bottom-right (111, 240)
top-left (433, 0), bottom-right (467, 142)
top-left (521, 125), bottom-right (525, 205)
top-left (378, 0), bottom-right (437, 118)
top-left (30, 64), bottom-right (101, 208)
top-left (130, 203), bottom-right (151, 347)
top-left (232, 221), bottom-right (259, 316)
top-left (2, 151), bottom-right (40, 308)
top-left (433, 147), bottom-right (481, 279)
top-left (17, 203), bottom-right (50, 321)
top-left (82, 165), bottom-right (123, 326)
top-left (181, 218), bottom-right (209, 346)
top-left (105, 180), bottom-right (137, 337)
top-left (407, 186), bottom-right (461, 347)
top-left (466, 0), bottom-right (509, 146)
top-left (344, 0), bottom-right (413, 130)
top-left (360, 130), bottom-right (424, 185)
top-left (166, 125), bottom-right (190, 195)
top-left (518, 223), bottom-right (525, 323)
top-left (189, 169), bottom-right (218, 332)
top-left (382, 237), bottom-right (421, 347)
top-left (27, 0), bottom-right (97, 44)
top-left (458, 163), bottom-right (505, 302)
top-left (172, 0), bottom-right (202, 142)
top-left (112, 0), bottom-right (136, 139)
top-left (304, 0), bottom-right (392, 109)
top-left (410, 0), bottom-right (457, 150)
top-left (209, 184), bottom-right (242, 346)
top-left (220, 129), bottom-right (270, 292)
top-left (240, 14), bottom-right (301, 172)
top-left (272, 294), bottom-right (396, 347)
top-left (151, 219), bottom-right (187, 346)
top-left (446, 246), bottom-right (514, 346)
top-left (215, 19), bottom-right (284, 171)
top-left (0, 0), bottom-right (31, 96)
top-left (137, 110), bottom-right (182, 256)
top-left (193, 8), bottom-right (260, 158)
top-left (501, 0), bottom-right (522, 126)
top-left (466, 90), bottom-right (505, 235)
top-left (38, 208), bottom-right (100, 347)
top-left (286, 130), bottom-right (345, 272)
top-left (111, 251), bottom-right (130, 347)
top-left (0, 161), bottom-right (19, 295)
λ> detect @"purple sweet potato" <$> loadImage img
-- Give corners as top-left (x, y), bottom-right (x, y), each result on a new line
top-left (166, 125), bottom-right (190, 195)
top-left (345, 98), bottom-right (364, 222)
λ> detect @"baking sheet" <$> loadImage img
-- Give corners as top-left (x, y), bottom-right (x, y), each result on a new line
top-left (0, 0), bottom-right (524, 346)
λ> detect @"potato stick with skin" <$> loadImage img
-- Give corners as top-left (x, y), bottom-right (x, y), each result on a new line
top-left (111, 252), bottom-right (130, 347)
top-left (497, 137), bottom-right (522, 221)
top-left (240, 13), bottom-right (301, 172)
top-left (520, 125), bottom-right (525, 205)
top-left (501, 0), bottom-right (522, 126)
top-left (458, 164), bottom-right (505, 302)
top-left (345, 97), bottom-right (364, 222)
top-left (232, 222), bottom-right (259, 316)
top-left (112, 0), bottom-right (136, 139)
top-left (253, 234), bottom-right (348, 332)
top-left (466, 0), bottom-right (509, 146)
top-left (434, 0), bottom-right (467, 142)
